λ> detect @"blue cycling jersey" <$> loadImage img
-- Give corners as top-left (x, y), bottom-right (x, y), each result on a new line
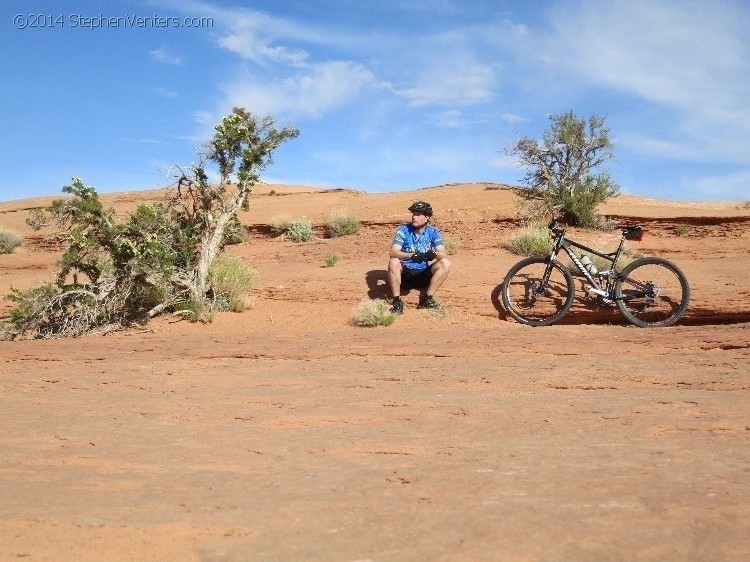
top-left (393, 224), bottom-right (444, 271)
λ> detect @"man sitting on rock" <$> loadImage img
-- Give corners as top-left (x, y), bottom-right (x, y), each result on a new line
top-left (387, 201), bottom-right (451, 314)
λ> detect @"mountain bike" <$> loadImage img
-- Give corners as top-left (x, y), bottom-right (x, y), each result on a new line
top-left (501, 220), bottom-right (690, 327)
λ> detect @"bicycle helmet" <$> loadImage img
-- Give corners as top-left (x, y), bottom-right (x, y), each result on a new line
top-left (408, 201), bottom-right (433, 216)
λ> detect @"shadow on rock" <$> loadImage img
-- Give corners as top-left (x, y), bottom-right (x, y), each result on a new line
top-left (365, 270), bottom-right (390, 300)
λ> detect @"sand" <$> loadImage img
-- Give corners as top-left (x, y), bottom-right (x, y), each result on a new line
top-left (1, 183), bottom-right (748, 561)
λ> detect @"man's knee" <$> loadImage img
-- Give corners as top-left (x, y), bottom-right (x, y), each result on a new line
top-left (434, 257), bottom-right (451, 274)
top-left (388, 257), bottom-right (402, 274)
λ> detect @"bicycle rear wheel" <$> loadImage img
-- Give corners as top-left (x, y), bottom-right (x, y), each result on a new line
top-left (502, 256), bottom-right (574, 326)
top-left (615, 257), bottom-right (690, 327)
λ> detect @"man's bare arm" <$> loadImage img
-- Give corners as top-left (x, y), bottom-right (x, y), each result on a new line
top-left (390, 243), bottom-right (412, 259)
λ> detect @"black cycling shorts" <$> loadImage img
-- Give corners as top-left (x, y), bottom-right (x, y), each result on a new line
top-left (401, 266), bottom-right (432, 289)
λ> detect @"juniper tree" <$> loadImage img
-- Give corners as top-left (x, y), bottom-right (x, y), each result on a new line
top-left (5, 108), bottom-right (298, 338)
top-left (169, 108), bottom-right (299, 304)
top-left (506, 110), bottom-right (619, 227)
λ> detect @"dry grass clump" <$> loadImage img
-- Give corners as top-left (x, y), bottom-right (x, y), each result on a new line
top-left (421, 299), bottom-right (447, 318)
top-left (444, 236), bottom-right (462, 255)
top-left (502, 224), bottom-right (552, 256)
top-left (326, 210), bottom-right (361, 237)
top-left (0, 227), bottom-right (23, 254)
top-left (269, 216), bottom-right (314, 242)
top-left (325, 253), bottom-right (340, 267)
top-left (209, 254), bottom-right (260, 312)
top-left (350, 298), bottom-right (397, 327)
top-left (173, 299), bottom-right (206, 322)
top-left (270, 215), bottom-right (293, 234)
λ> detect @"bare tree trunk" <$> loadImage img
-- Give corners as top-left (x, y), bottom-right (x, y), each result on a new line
top-left (189, 185), bottom-right (248, 302)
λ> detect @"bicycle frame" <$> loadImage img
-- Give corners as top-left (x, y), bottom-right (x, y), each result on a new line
top-left (547, 228), bottom-right (628, 296)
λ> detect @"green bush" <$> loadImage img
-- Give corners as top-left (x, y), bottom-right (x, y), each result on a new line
top-left (502, 224), bottom-right (552, 256)
top-left (287, 217), bottom-right (314, 242)
top-left (0, 227), bottom-right (23, 254)
top-left (4, 107), bottom-right (299, 339)
top-left (325, 253), bottom-right (340, 267)
top-left (325, 210), bottom-right (361, 237)
top-left (174, 299), bottom-right (204, 322)
top-left (222, 217), bottom-right (248, 246)
top-left (558, 175), bottom-right (616, 228)
top-left (675, 223), bottom-right (691, 237)
top-left (209, 254), bottom-right (259, 309)
top-left (5, 285), bottom-right (56, 332)
top-left (227, 296), bottom-right (247, 313)
top-left (507, 110), bottom-right (619, 227)
top-left (350, 298), bottom-right (397, 327)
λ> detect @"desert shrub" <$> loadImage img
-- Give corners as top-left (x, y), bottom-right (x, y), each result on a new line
top-left (5, 285), bottom-right (56, 333)
top-left (209, 254), bottom-right (259, 311)
top-left (325, 253), bottom-right (340, 267)
top-left (444, 236), bottom-right (462, 255)
top-left (590, 215), bottom-right (618, 232)
top-left (287, 217), bottom-right (314, 242)
top-left (325, 210), bottom-right (361, 237)
top-left (227, 296), bottom-right (247, 312)
top-left (174, 299), bottom-right (204, 322)
top-left (350, 298), bottom-right (397, 327)
top-left (506, 110), bottom-right (619, 227)
top-left (270, 215), bottom-right (292, 234)
top-left (558, 177), bottom-right (617, 228)
top-left (503, 224), bottom-right (552, 256)
top-left (0, 227), bottom-right (23, 254)
top-left (3, 108), bottom-right (298, 339)
top-left (675, 223), bottom-right (691, 236)
top-left (222, 216), bottom-right (248, 245)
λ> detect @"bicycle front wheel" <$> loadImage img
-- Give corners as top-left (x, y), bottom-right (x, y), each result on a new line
top-left (502, 256), bottom-right (574, 326)
top-left (615, 257), bottom-right (690, 327)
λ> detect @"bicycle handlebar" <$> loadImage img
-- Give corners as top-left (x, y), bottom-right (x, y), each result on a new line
top-left (548, 218), bottom-right (565, 235)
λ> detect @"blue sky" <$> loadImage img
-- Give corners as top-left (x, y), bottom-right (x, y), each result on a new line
top-left (3, 0), bottom-right (749, 201)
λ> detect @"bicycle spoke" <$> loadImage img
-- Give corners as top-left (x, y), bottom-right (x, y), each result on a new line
top-left (502, 257), bottom-right (574, 326)
top-left (616, 258), bottom-right (689, 327)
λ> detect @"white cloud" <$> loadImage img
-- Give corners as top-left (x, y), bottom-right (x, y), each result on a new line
top-left (221, 61), bottom-right (380, 119)
top-left (150, 86), bottom-right (178, 99)
top-left (170, 1), bottom-right (363, 67)
top-left (217, 32), bottom-right (308, 66)
top-left (158, 0), bottom-right (750, 199)
top-left (550, 1), bottom-right (747, 111)
top-left (692, 169), bottom-right (750, 200)
top-left (122, 138), bottom-right (168, 145)
top-left (395, 60), bottom-right (496, 107)
top-left (499, 112), bottom-right (526, 124)
top-left (150, 47), bottom-right (182, 65)
top-left (387, 24), bottom-right (508, 108)
top-left (431, 109), bottom-right (469, 128)
top-left (210, 7), bottom-right (310, 66)
top-left (543, 0), bottom-right (750, 163)
top-left (191, 110), bottom-right (215, 125)
top-left (491, 153), bottom-right (518, 170)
